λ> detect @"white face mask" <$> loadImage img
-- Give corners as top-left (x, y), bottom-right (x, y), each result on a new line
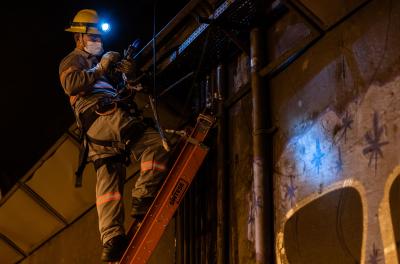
top-left (84, 41), bottom-right (104, 56)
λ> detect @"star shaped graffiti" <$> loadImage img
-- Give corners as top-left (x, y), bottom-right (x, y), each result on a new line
top-left (362, 112), bottom-right (389, 174)
top-left (339, 111), bottom-right (353, 143)
top-left (248, 176), bottom-right (264, 225)
top-left (248, 193), bottom-right (263, 224)
top-left (311, 139), bottom-right (325, 174)
top-left (367, 243), bottom-right (382, 264)
top-left (283, 175), bottom-right (297, 207)
top-left (248, 193), bottom-right (255, 225)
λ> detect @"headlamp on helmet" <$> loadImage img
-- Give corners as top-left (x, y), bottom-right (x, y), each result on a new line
top-left (65, 9), bottom-right (111, 35)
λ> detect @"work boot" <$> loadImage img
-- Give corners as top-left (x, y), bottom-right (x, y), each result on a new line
top-left (130, 197), bottom-right (154, 218)
top-left (101, 234), bottom-right (128, 262)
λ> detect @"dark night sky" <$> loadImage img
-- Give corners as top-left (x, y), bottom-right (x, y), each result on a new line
top-left (0, 0), bottom-right (190, 195)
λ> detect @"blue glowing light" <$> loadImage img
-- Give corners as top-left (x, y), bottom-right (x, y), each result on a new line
top-left (288, 121), bottom-right (339, 186)
top-left (101, 23), bottom-right (110, 32)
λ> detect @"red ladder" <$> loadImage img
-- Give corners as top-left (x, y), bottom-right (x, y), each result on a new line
top-left (119, 114), bottom-right (215, 264)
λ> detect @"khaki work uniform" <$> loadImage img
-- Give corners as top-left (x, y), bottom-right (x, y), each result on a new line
top-left (59, 48), bottom-right (170, 245)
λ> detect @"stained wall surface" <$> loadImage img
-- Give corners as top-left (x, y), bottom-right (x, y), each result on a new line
top-left (271, 0), bottom-right (400, 263)
top-left (3, 0), bottom-right (400, 263)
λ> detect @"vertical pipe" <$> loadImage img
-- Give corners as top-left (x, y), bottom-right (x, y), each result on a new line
top-left (189, 188), bottom-right (195, 264)
top-left (250, 27), bottom-right (273, 263)
top-left (175, 208), bottom-right (183, 264)
top-left (216, 64), bottom-right (228, 264)
top-left (183, 198), bottom-right (189, 264)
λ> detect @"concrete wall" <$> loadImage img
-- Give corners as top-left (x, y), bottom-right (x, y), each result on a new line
top-left (227, 54), bottom-right (255, 263)
top-left (272, 0), bottom-right (400, 263)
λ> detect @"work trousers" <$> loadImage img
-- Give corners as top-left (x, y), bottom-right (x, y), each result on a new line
top-left (86, 108), bottom-right (170, 245)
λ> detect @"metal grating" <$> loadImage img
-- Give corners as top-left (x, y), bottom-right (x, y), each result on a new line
top-left (141, 0), bottom-right (261, 123)
top-left (156, 0), bottom-right (258, 84)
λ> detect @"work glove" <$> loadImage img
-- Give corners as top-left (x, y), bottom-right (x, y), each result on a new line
top-left (115, 59), bottom-right (137, 79)
top-left (98, 51), bottom-right (121, 75)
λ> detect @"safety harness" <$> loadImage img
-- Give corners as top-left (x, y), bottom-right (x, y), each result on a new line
top-left (74, 91), bottom-right (149, 187)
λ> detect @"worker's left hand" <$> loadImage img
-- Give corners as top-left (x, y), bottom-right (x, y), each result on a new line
top-left (115, 59), bottom-right (136, 78)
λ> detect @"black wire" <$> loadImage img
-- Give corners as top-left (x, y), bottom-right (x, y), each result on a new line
top-left (336, 188), bottom-right (359, 263)
top-left (150, 0), bottom-right (170, 151)
top-left (153, 0), bottom-right (157, 100)
top-left (178, 29), bottom-right (212, 128)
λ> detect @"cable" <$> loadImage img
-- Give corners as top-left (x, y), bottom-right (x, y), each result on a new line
top-left (336, 188), bottom-right (359, 262)
top-left (153, 1), bottom-right (157, 100)
top-left (150, 0), bottom-right (170, 151)
top-left (178, 29), bottom-right (212, 128)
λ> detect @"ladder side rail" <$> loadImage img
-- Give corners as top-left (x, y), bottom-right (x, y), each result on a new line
top-left (119, 114), bottom-right (215, 264)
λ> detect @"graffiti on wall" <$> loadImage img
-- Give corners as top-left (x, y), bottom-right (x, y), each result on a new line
top-left (363, 112), bottom-right (389, 175)
top-left (275, 75), bottom-right (400, 263)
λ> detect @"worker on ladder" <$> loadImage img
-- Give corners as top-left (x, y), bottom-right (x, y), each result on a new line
top-left (58, 9), bottom-right (171, 262)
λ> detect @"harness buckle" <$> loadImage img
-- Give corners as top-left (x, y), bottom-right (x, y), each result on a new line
top-left (95, 101), bottom-right (118, 116)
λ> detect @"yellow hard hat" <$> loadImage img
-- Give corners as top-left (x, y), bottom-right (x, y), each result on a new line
top-left (65, 9), bottom-right (102, 35)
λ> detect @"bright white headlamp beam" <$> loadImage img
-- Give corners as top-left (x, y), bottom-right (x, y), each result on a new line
top-left (101, 23), bottom-right (110, 32)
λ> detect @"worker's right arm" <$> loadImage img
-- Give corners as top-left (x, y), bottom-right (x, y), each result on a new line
top-left (59, 54), bottom-right (101, 96)
top-left (59, 52), bottom-right (120, 96)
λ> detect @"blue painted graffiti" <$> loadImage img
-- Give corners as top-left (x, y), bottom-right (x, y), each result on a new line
top-left (311, 139), bottom-right (325, 174)
top-left (284, 175), bottom-right (297, 207)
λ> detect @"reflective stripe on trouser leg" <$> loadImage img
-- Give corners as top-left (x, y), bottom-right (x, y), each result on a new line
top-left (95, 160), bottom-right (126, 244)
top-left (131, 131), bottom-right (170, 216)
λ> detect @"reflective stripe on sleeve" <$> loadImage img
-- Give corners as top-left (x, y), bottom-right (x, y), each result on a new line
top-left (141, 160), bottom-right (167, 172)
top-left (96, 192), bottom-right (122, 205)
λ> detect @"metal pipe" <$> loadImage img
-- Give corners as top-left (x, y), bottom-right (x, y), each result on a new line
top-left (189, 188), bottom-right (195, 264)
top-left (216, 64), bottom-right (228, 264)
top-left (250, 27), bottom-right (273, 263)
top-left (175, 207), bottom-right (184, 264)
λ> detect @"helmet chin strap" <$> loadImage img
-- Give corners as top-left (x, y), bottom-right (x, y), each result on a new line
top-left (76, 33), bottom-right (84, 50)
top-left (80, 34), bottom-right (86, 50)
